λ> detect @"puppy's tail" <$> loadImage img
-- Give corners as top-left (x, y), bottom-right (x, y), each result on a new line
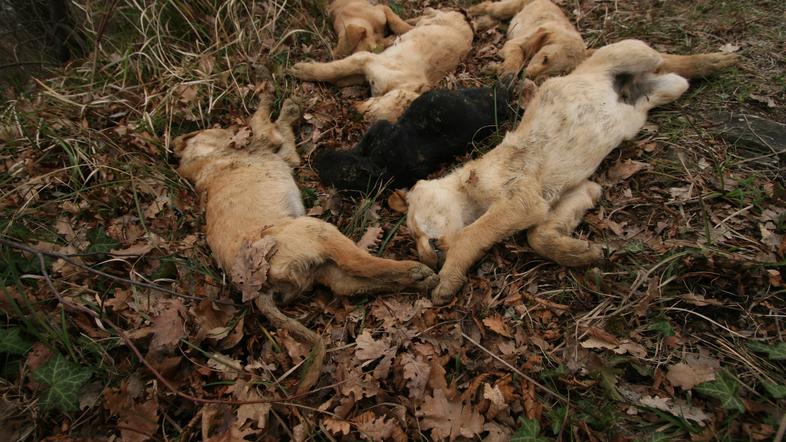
top-left (254, 294), bottom-right (326, 394)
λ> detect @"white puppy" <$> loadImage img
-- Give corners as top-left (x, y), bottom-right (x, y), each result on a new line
top-left (405, 40), bottom-right (691, 304)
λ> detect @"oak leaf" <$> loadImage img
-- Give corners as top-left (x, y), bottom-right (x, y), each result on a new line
top-left (418, 388), bottom-right (484, 441)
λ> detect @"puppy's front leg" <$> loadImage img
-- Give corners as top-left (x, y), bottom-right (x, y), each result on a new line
top-left (433, 193), bottom-right (549, 304)
top-left (290, 52), bottom-right (375, 84)
top-left (274, 98), bottom-right (302, 167)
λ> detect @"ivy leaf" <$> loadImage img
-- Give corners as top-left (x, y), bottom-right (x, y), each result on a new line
top-left (511, 418), bottom-right (548, 442)
top-left (762, 381), bottom-right (786, 399)
top-left (86, 226), bottom-right (119, 254)
top-left (547, 405), bottom-right (567, 435)
top-left (695, 371), bottom-right (744, 413)
top-left (0, 328), bottom-right (33, 355)
top-left (31, 353), bottom-right (92, 411)
top-left (747, 341), bottom-right (786, 360)
top-left (647, 320), bottom-right (675, 337)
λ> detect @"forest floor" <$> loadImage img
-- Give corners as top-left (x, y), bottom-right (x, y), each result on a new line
top-left (1, 0), bottom-right (785, 441)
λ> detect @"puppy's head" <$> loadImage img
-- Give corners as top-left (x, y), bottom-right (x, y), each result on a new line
top-left (313, 148), bottom-right (384, 193)
top-left (525, 34), bottom-right (587, 82)
top-left (405, 179), bottom-right (464, 269)
top-left (173, 128), bottom-right (236, 181)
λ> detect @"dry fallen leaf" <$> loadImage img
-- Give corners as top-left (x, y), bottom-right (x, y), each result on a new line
top-left (230, 236), bottom-right (277, 302)
top-left (639, 395), bottom-right (710, 425)
top-left (666, 353), bottom-right (720, 390)
top-left (482, 315), bottom-right (511, 337)
top-left (323, 417), bottom-right (351, 436)
top-left (418, 388), bottom-right (484, 441)
top-left (719, 43), bottom-right (740, 53)
top-left (605, 159), bottom-right (650, 183)
top-left (355, 331), bottom-right (390, 361)
top-left (149, 299), bottom-right (186, 353)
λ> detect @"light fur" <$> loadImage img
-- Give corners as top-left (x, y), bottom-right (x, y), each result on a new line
top-left (469, 0), bottom-right (739, 81)
top-left (405, 40), bottom-right (691, 305)
top-left (328, 0), bottom-right (412, 57)
top-left (290, 9), bottom-right (473, 121)
top-left (175, 96), bottom-right (437, 301)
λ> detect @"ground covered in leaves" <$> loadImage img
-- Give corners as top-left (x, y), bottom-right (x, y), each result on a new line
top-left (1, 0), bottom-right (785, 441)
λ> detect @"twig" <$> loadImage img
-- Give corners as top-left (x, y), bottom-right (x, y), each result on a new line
top-left (0, 237), bottom-right (239, 307)
top-left (461, 331), bottom-right (570, 405)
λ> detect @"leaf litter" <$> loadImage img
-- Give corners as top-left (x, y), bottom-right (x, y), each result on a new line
top-left (0, 0), bottom-right (785, 441)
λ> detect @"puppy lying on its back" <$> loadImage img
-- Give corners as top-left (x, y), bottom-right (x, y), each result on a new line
top-left (405, 40), bottom-right (696, 304)
top-left (313, 80), bottom-right (522, 193)
top-left (175, 93), bottom-right (436, 392)
top-left (291, 9), bottom-right (474, 121)
top-left (469, 0), bottom-right (739, 81)
top-left (329, 0), bottom-right (412, 57)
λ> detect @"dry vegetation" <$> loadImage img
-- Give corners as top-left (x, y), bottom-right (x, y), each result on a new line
top-left (1, 0), bottom-right (785, 441)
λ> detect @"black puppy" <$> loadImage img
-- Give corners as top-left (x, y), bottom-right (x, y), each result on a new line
top-left (313, 80), bottom-right (519, 192)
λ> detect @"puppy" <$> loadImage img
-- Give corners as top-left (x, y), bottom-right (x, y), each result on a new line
top-left (469, 0), bottom-right (586, 80)
top-left (291, 9), bottom-right (474, 121)
top-left (175, 93), bottom-right (437, 392)
top-left (469, 0), bottom-right (739, 81)
top-left (329, 0), bottom-right (413, 57)
top-left (405, 40), bottom-right (694, 305)
top-left (313, 79), bottom-right (520, 192)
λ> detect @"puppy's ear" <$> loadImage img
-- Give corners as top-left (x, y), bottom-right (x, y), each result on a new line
top-left (387, 189), bottom-right (409, 213)
top-left (518, 78), bottom-right (538, 108)
top-left (172, 131), bottom-right (198, 157)
top-left (523, 27), bottom-right (551, 57)
top-left (333, 24), bottom-right (367, 57)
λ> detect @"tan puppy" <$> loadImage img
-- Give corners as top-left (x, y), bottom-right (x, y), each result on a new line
top-left (175, 94), bottom-right (437, 391)
top-left (329, 0), bottom-right (412, 57)
top-left (405, 40), bottom-right (693, 305)
top-left (469, 0), bottom-right (739, 81)
top-left (291, 9), bottom-right (474, 121)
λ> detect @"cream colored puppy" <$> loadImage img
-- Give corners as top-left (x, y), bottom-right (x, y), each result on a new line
top-left (176, 96), bottom-right (437, 302)
top-left (175, 93), bottom-right (437, 391)
top-left (469, 0), bottom-right (586, 80)
top-left (329, 0), bottom-right (412, 57)
top-left (469, 0), bottom-right (739, 81)
top-left (291, 9), bottom-right (473, 121)
top-left (406, 40), bottom-right (691, 305)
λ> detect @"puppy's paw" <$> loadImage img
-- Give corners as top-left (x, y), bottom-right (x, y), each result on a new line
top-left (703, 52), bottom-right (740, 70)
top-left (467, 2), bottom-right (491, 16)
top-left (408, 262), bottom-right (435, 281)
top-left (417, 273), bottom-right (440, 291)
top-left (289, 62), bottom-right (319, 81)
top-left (430, 271), bottom-right (466, 306)
top-left (567, 242), bottom-right (604, 267)
top-left (277, 98), bottom-right (303, 123)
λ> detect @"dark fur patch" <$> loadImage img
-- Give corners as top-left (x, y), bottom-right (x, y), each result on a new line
top-left (313, 82), bottom-right (519, 193)
top-left (613, 73), bottom-right (654, 105)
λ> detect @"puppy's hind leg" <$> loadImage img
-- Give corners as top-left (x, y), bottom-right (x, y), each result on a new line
top-left (579, 39), bottom-right (662, 75)
top-left (657, 52), bottom-right (740, 79)
top-left (528, 180), bottom-right (603, 267)
top-left (290, 217), bottom-right (438, 292)
top-left (290, 52), bottom-right (375, 84)
top-left (635, 73), bottom-right (689, 111)
top-left (381, 5), bottom-right (413, 35)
